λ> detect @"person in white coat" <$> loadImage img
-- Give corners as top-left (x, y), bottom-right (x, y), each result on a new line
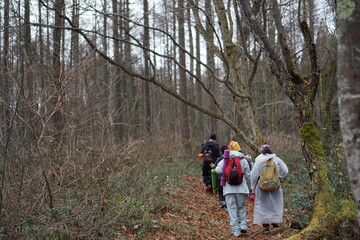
top-left (215, 141), bottom-right (250, 237)
top-left (250, 144), bottom-right (289, 234)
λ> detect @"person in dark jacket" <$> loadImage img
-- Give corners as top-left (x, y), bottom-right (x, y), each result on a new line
top-left (200, 133), bottom-right (220, 191)
top-left (211, 145), bottom-right (227, 207)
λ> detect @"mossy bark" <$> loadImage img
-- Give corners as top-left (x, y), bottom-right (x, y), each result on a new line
top-left (284, 80), bottom-right (357, 240)
top-left (337, 0), bottom-right (360, 225)
top-left (212, 0), bottom-right (264, 151)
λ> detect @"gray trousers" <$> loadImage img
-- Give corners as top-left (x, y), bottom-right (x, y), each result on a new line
top-left (225, 193), bottom-right (248, 236)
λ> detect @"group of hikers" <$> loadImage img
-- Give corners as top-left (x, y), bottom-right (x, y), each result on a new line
top-left (199, 134), bottom-right (289, 237)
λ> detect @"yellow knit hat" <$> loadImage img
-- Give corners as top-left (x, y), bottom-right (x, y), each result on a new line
top-left (228, 141), bottom-right (241, 151)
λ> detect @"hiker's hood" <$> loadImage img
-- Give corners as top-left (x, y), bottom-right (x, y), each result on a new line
top-left (229, 150), bottom-right (245, 158)
top-left (255, 153), bottom-right (277, 162)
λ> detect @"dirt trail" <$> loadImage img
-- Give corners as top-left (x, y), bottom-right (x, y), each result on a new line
top-left (121, 175), bottom-right (299, 239)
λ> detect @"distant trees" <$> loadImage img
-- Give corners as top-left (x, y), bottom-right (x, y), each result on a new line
top-left (1, 0), bottom-right (326, 150)
top-left (44, 0), bottom-right (269, 150)
top-left (0, 1), bottom-right (342, 147)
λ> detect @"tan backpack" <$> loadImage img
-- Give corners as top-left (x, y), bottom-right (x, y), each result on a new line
top-left (259, 158), bottom-right (280, 191)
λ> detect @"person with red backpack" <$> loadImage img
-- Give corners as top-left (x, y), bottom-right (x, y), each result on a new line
top-left (200, 134), bottom-right (220, 192)
top-left (215, 141), bottom-right (250, 237)
top-left (250, 144), bottom-right (289, 234)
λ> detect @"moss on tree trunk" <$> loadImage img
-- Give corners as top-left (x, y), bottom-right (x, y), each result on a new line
top-left (286, 117), bottom-right (356, 240)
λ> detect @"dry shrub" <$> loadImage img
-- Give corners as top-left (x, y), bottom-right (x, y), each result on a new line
top-left (0, 135), bottom-right (198, 239)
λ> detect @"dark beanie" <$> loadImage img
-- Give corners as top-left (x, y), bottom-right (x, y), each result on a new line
top-left (209, 133), bottom-right (216, 140)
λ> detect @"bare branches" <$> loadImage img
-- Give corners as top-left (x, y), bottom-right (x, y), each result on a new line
top-left (189, 0), bottom-right (224, 60)
top-left (299, 20), bottom-right (320, 93)
top-left (271, 0), bottom-right (304, 85)
top-left (17, 0), bottom-right (261, 150)
top-left (237, 0), bottom-right (286, 82)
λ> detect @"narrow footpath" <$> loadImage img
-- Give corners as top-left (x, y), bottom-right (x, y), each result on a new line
top-left (121, 175), bottom-right (299, 239)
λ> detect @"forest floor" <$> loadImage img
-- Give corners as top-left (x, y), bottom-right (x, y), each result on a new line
top-left (119, 175), bottom-right (300, 239)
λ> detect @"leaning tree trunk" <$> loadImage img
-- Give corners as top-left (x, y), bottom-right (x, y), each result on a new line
top-left (214, 0), bottom-right (263, 147)
top-left (238, 0), bottom-right (357, 239)
top-left (337, 0), bottom-right (360, 225)
top-left (191, 0), bottom-right (264, 149)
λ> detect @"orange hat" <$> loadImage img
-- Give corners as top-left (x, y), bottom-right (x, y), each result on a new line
top-left (227, 141), bottom-right (241, 151)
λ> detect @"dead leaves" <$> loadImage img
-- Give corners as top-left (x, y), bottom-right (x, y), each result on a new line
top-left (118, 175), bottom-right (299, 239)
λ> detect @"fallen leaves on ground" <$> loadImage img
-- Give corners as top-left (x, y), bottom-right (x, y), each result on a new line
top-left (119, 175), bottom-right (300, 239)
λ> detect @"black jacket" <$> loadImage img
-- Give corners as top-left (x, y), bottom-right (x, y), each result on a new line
top-left (201, 141), bottom-right (220, 162)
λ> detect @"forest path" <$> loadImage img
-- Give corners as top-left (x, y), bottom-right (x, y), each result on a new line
top-left (120, 175), bottom-right (299, 239)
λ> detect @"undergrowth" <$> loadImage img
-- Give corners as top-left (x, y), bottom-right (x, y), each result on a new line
top-left (0, 136), bottom-right (199, 239)
top-left (1, 133), bottom-right (357, 239)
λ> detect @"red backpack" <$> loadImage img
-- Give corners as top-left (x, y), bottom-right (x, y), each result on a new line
top-left (203, 148), bottom-right (213, 162)
top-left (225, 157), bottom-right (244, 185)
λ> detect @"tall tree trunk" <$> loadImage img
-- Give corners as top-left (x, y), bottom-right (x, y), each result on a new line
top-left (0, 0), bottom-right (11, 215)
top-left (69, 0), bottom-right (80, 146)
top-left (205, 0), bottom-right (217, 133)
top-left (195, 27), bottom-right (204, 140)
top-left (112, 0), bottom-right (124, 143)
top-left (37, 0), bottom-right (46, 104)
top-left (178, 0), bottom-right (190, 141)
top-left (125, 0), bottom-right (137, 139)
top-left (337, 0), bottom-right (360, 225)
top-left (187, 3), bottom-right (196, 139)
top-left (52, 0), bottom-right (65, 143)
top-left (102, 0), bottom-right (113, 144)
top-left (23, 0), bottom-right (35, 143)
top-left (171, 0), bottom-right (179, 136)
top-left (120, 0), bottom-right (131, 140)
top-left (213, 0), bottom-right (263, 147)
top-left (71, 0), bottom-right (80, 66)
top-left (2, 0), bottom-right (11, 137)
top-left (143, 0), bottom-right (152, 134)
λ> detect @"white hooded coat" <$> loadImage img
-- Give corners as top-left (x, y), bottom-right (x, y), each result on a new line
top-left (250, 153), bottom-right (288, 224)
top-left (215, 151), bottom-right (251, 195)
